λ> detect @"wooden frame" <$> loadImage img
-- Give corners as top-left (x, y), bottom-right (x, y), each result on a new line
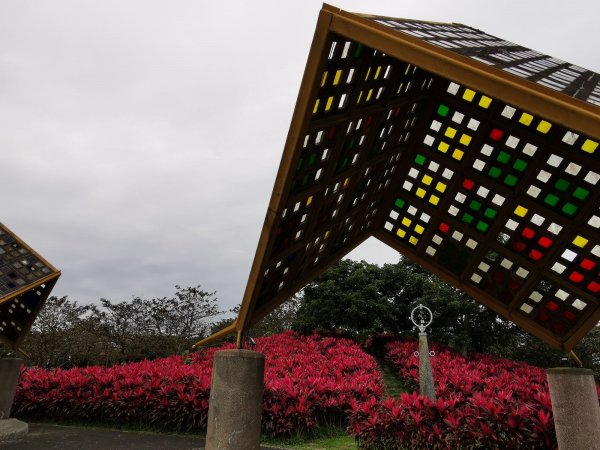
top-left (0, 223), bottom-right (61, 350)
top-left (199, 4), bottom-right (600, 351)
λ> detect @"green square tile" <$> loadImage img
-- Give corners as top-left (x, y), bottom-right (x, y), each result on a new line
top-left (554, 178), bottom-right (570, 192)
top-left (488, 166), bottom-right (502, 179)
top-left (309, 153), bottom-right (317, 165)
top-left (573, 187), bottom-right (590, 201)
top-left (484, 208), bottom-right (497, 219)
top-left (497, 151), bottom-right (511, 164)
top-left (544, 194), bottom-right (559, 207)
top-left (303, 174), bottom-right (309, 185)
top-left (462, 213), bottom-right (474, 224)
top-left (476, 221), bottom-right (489, 232)
top-left (437, 104), bottom-right (449, 117)
top-left (354, 43), bottom-right (363, 58)
top-left (504, 174), bottom-right (518, 187)
top-left (562, 202), bottom-right (578, 216)
top-left (395, 198), bottom-right (405, 209)
top-left (513, 159), bottom-right (528, 172)
top-left (415, 154), bottom-right (426, 166)
top-left (297, 158), bottom-right (303, 171)
top-left (469, 200), bottom-right (482, 211)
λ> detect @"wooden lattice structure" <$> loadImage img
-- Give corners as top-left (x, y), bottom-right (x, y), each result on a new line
top-left (197, 4), bottom-right (600, 351)
top-left (0, 223), bottom-right (60, 350)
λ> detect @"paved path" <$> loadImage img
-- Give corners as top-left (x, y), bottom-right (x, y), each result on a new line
top-left (2, 423), bottom-right (285, 450)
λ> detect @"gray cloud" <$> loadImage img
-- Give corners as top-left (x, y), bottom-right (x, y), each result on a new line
top-left (2, 0), bottom-right (598, 312)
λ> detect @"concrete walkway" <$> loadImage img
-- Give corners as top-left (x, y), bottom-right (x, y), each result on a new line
top-left (1, 423), bottom-right (286, 450)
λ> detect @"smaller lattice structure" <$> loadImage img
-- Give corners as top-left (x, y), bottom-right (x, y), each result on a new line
top-left (197, 4), bottom-right (600, 352)
top-left (0, 223), bottom-right (60, 350)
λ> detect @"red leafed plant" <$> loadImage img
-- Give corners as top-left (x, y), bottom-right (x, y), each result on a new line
top-left (13, 331), bottom-right (382, 437)
top-left (349, 340), bottom-right (600, 450)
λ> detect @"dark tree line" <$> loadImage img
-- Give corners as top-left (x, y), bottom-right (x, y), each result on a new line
top-left (4, 286), bottom-right (226, 367)
top-left (1, 259), bottom-right (597, 378)
top-left (290, 259), bottom-right (599, 377)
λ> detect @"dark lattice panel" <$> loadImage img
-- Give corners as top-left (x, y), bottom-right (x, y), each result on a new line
top-left (369, 17), bottom-right (600, 107)
top-left (378, 75), bottom-right (600, 346)
top-left (254, 36), bottom-right (436, 312)
top-left (0, 223), bottom-right (60, 348)
top-left (222, 6), bottom-right (600, 352)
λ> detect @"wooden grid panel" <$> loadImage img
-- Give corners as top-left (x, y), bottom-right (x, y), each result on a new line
top-left (214, 6), bottom-right (600, 352)
top-left (368, 17), bottom-right (600, 107)
top-left (379, 72), bottom-right (600, 348)
top-left (518, 279), bottom-right (591, 339)
top-left (0, 227), bottom-right (53, 296)
top-left (251, 33), bottom-right (436, 314)
top-left (0, 224), bottom-right (60, 349)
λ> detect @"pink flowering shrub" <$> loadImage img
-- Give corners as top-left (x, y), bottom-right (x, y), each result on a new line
top-left (13, 331), bottom-right (382, 437)
top-left (350, 340), bottom-right (600, 449)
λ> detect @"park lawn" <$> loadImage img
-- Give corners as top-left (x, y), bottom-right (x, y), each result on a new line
top-left (283, 435), bottom-right (357, 449)
top-left (263, 427), bottom-right (357, 450)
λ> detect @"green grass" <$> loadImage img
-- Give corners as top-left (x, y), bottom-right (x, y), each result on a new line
top-left (263, 426), bottom-right (357, 450)
top-left (280, 435), bottom-right (357, 449)
top-left (379, 362), bottom-right (409, 398)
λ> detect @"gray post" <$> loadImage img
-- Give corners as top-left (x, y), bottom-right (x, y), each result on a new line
top-left (418, 333), bottom-right (436, 402)
top-left (0, 358), bottom-right (28, 442)
top-left (546, 368), bottom-right (600, 450)
top-left (0, 359), bottom-right (22, 419)
top-left (206, 349), bottom-right (265, 450)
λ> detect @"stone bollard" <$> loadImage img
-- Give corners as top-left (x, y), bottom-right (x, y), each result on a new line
top-left (418, 333), bottom-right (436, 402)
top-left (205, 349), bottom-right (265, 450)
top-left (0, 358), bottom-right (22, 420)
top-left (547, 368), bottom-right (600, 450)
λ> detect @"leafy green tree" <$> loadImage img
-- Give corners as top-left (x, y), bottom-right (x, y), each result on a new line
top-left (293, 258), bottom-right (522, 354)
top-left (293, 260), bottom-right (398, 339)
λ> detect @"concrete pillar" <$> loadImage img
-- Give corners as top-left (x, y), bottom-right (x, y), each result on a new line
top-left (418, 333), bottom-right (436, 402)
top-left (206, 349), bottom-right (265, 450)
top-left (546, 368), bottom-right (600, 450)
top-left (0, 359), bottom-right (22, 420)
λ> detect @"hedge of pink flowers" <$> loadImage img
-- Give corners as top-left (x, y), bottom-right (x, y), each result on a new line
top-left (13, 331), bottom-right (382, 437)
top-left (349, 340), bottom-right (598, 449)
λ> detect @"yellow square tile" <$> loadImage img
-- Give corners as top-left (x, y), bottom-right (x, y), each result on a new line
top-left (306, 196), bottom-right (313, 206)
top-left (422, 175), bottom-right (433, 185)
top-left (514, 205), bottom-right (528, 217)
top-left (397, 229), bottom-right (406, 238)
top-left (415, 225), bottom-right (425, 234)
top-left (313, 99), bottom-right (320, 114)
top-left (435, 182), bottom-right (447, 193)
top-left (573, 235), bottom-right (589, 248)
top-left (402, 217), bottom-right (412, 227)
top-left (416, 188), bottom-right (426, 198)
top-left (479, 96), bottom-right (492, 108)
top-left (445, 127), bottom-right (457, 139)
top-left (325, 96), bottom-right (334, 111)
top-left (409, 236), bottom-right (419, 245)
top-left (463, 89), bottom-right (476, 101)
top-left (519, 113), bottom-right (533, 126)
top-left (536, 120), bottom-right (552, 134)
top-left (459, 134), bottom-right (472, 146)
top-left (333, 70), bottom-right (342, 85)
top-left (438, 141), bottom-right (449, 153)
top-left (452, 149), bottom-right (464, 160)
top-left (582, 139), bottom-right (598, 154)
top-left (429, 195), bottom-right (440, 205)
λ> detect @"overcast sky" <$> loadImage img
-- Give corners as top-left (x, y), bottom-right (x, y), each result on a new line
top-left (2, 0), bottom-right (599, 313)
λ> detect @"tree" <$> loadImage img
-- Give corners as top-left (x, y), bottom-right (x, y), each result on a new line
top-left (293, 260), bottom-right (396, 339)
top-left (23, 296), bottom-right (101, 367)
top-left (20, 285), bottom-right (226, 367)
top-left (292, 258), bottom-right (523, 354)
